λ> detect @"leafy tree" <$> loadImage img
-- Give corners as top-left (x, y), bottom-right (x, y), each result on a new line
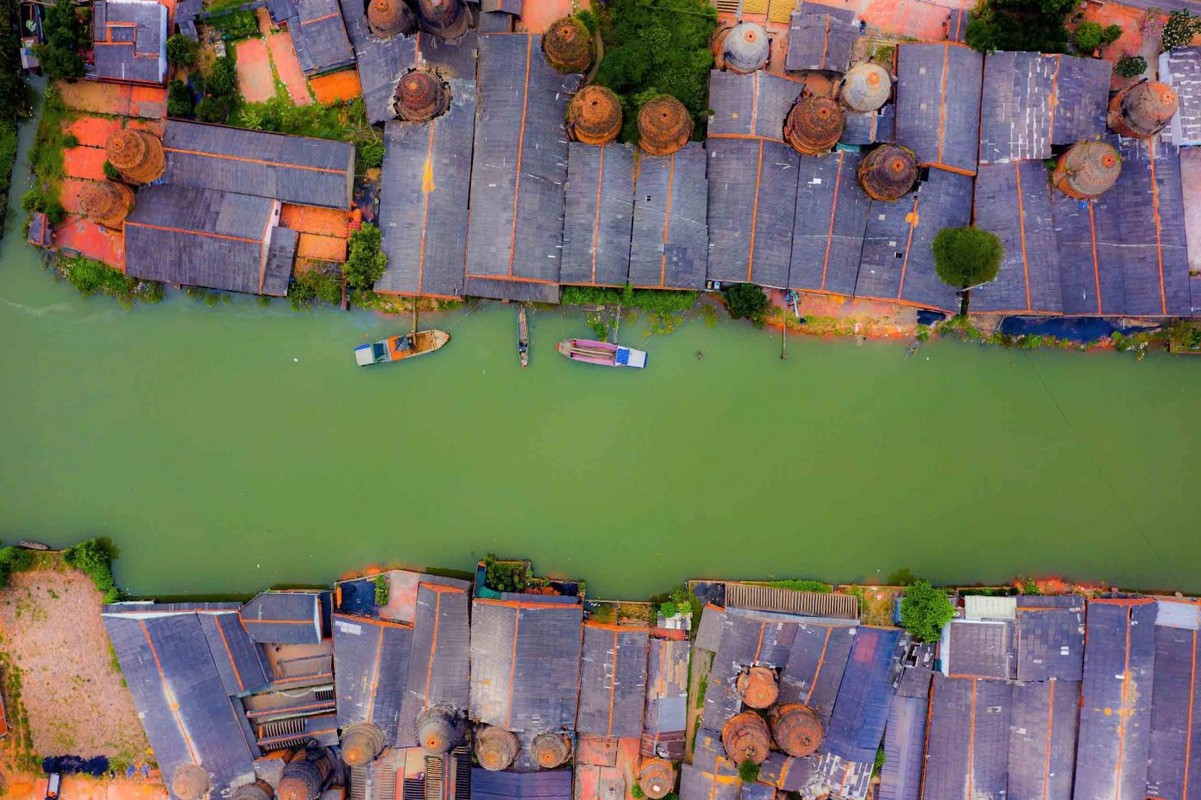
top-left (206, 56), bottom-right (238, 97)
top-left (724, 283), bottom-right (769, 324)
top-left (168, 80), bottom-right (195, 117)
top-left (1116, 55), bottom-right (1147, 77)
top-left (356, 140), bottom-right (385, 171)
top-left (899, 580), bottom-right (954, 642)
top-left (37, 0), bottom-right (87, 79)
top-left (1101, 23), bottom-right (1123, 44)
top-left (966, 0), bottom-right (1070, 54)
top-left (593, 0), bottom-right (717, 141)
top-left (344, 224), bottom-right (388, 289)
top-left (0, 0), bottom-right (31, 121)
top-left (1162, 10), bottom-right (1201, 50)
top-left (1074, 21), bottom-right (1103, 52)
top-left (0, 547), bottom-right (33, 573)
top-left (195, 96), bottom-right (231, 123)
top-left (166, 34), bottom-right (199, 67)
top-left (932, 226), bottom-right (1003, 290)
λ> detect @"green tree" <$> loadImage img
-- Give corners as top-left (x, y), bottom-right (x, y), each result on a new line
top-left (344, 224), bottom-right (388, 289)
top-left (724, 283), bottom-right (769, 324)
top-left (932, 226), bottom-right (1003, 290)
top-left (1073, 21), bottom-right (1103, 52)
top-left (1101, 24), bottom-right (1123, 44)
top-left (899, 580), bottom-right (954, 642)
top-left (168, 80), bottom-right (195, 117)
top-left (1116, 55), bottom-right (1147, 77)
top-left (195, 96), bottom-right (231, 123)
top-left (1162, 10), bottom-right (1201, 50)
top-left (166, 34), bottom-right (198, 67)
top-left (357, 140), bottom-right (385, 171)
top-left (0, 0), bottom-right (32, 121)
top-left (37, 0), bottom-right (87, 79)
top-left (966, 0), bottom-right (1070, 54)
top-left (207, 56), bottom-right (238, 97)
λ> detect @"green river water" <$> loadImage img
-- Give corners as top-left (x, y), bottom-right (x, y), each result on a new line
top-left (2, 113), bottom-right (1201, 600)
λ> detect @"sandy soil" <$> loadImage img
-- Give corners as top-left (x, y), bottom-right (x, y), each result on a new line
top-left (0, 568), bottom-right (148, 764)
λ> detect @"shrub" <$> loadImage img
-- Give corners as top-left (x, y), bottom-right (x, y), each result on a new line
top-left (1116, 55), bottom-right (1147, 77)
top-left (374, 574), bottom-right (390, 606)
top-left (483, 554), bottom-right (530, 593)
top-left (737, 761), bottom-right (760, 784)
top-left (195, 96), bottom-right (232, 123)
top-left (294, 267), bottom-right (344, 305)
top-left (357, 140), bottom-right (385, 171)
top-left (1162, 10), bottom-right (1201, 50)
top-left (62, 133), bottom-right (78, 148)
top-left (166, 34), bottom-right (198, 67)
top-left (630, 786), bottom-right (644, 800)
top-left (36, 0), bottom-right (87, 79)
top-left (102, 160), bottom-right (122, 180)
top-left (168, 80), bottom-right (195, 117)
top-left (899, 580), bottom-right (954, 642)
top-left (344, 224), bottom-right (388, 289)
top-left (211, 8), bottom-right (258, 39)
top-left (658, 601), bottom-right (678, 618)
top-left (207, 56), bottom-right (238, 97)
top-left (1074, 21), bottom-right (1103, 52)
top-left (0, 547), bottom-right (34, 573)
top-left (575, 8), bottom-right (598, 34)
top-left (725, 283), bottom-right (770, 324)
top-left (289, 280), bottom-right (316, 310)
top-left (63, 539), bottom-right (120, 603)
top-left (932, 226), bottom-right (1003, 289)
top-left (767, 579), bottom-right (832, 593)
top-left (1101, 23), bottom-right (1123, 44)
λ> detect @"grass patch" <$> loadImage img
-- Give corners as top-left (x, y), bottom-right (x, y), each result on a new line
top-left (763, 579), bottom-right (832, 593)
top-left (50, 254), bottom-right (165, 308)
top-left (23, 86), bottom-right (72, 225)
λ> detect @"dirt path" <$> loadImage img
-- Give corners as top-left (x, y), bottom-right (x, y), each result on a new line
top-left (0, 567), bottom-right (148, 766)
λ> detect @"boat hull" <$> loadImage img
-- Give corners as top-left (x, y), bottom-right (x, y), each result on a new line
top-left (355, 330), bottom-right (451, 366)
top-left (556, 339), bottom-right (647, 368)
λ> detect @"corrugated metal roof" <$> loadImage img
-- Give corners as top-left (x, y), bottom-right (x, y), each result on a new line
top-left (465, 34), bottom-right (578, 289)
top-left (576, 624), bottom-right (649, 737)
top-left (376, 79), bottom-right (475, 298)
top-left (91, 0), bottom-right (167, 85)
top-left (397, 582), bottom-right (471, 745)
top-left (162, 121), bottom-right (355, 209)
top-left (333, 614), bottom-right (412, 740)
top-left (1007, 680), bottom-right (1079, 800)
top-left (1146, 624), bottom-right (1201, 800)
top-left (895, 43), bottom-right (983, 175)
top-left (240, 591), bottom-right (323, 645)
top-left (725, 583), bottom-right (859, 619)
top-left (290, 0), bottom-right (355, 75)
top-left (788, 150), bottom-right (870, 297)
top-left (823, 627), bottom-right (901, 763)
top-left (784, 11), bottom-right (858, 72)
top-left (877, 695), bottom-right (925, 800)
top-left (963, 596), bottom-right (1016, 621)
top-left (1074, 599), bottom-right (1157, 800)
top-left (560, 142), bottom-right (635, 287)
top-left (628, 143), bottom-right (708, 290)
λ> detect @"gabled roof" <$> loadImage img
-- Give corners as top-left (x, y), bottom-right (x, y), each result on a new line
top-left (643, 636), bottom-right (689, 757)
top-left (359, 37), bottom-right (418, 125)
top-left (162, 120), bottom-right (355, 209)
top-left (560, 142), bottom-right (636, 287)
top-left (103, 611), bottom-right (258, 796)
top-left (1007, 679), bottom-right (1079, 800)
top-left (706, 137), bottom-right (799, 289)
top-left (707, 71), bottom-right (800, 142)
top-left (778, 623), bottom-right (856, 725)
top-left (575, 623), bottom-right (649, 738)
top-left (464, 34), bottom-right (579, 298)
top-left (1074, 598), bottom-right (1157, 800)
top-left (91, 0), bottom-right (168, 85)
top-left (972, 161), bottom-right (1062, 314)
top-left (1014, 595), bottom-right (1085, 682)
top-left (376, 79), bottom-right (475, 298)
top-left (397, 582), bottom-right (471, 744)
top-left (123, 185), bottom-right (283, 295)
top-left (1162, 47), bottom-right (1201, 146)
top-left (877, 695), bottom-right (926, 800)
top-left (468, 598), bottom-right (583, 732)
top-left (823, 627), bottom-right (901, 763)
top-left (922, 675), bottom-right (1011, 800)
top-left (240, 591), bottom-right (323, 645)
top-left (943, 619), bottom-right (1015, 680)
top-left (895, 43), bottom-right (983, 175)
top-left (628, 142), bottom-right (708, 290)
top-left (841, 104), bottom-right (895, 146)
top-left (1146, 623), bottom-right (1201, 800)
top-left (787, 150), bottom-right (870, 297)
top-left (471, 768), bottom-right (572, 800)
top-left (332, 613), bottom-right (412, 741)
top-left (196, 611), bottom-right (272, 696)
top-left (700, 610), bottom-right (798, 730)
top-left (290, 0), bottom-right (355, 75)
top-left (785, 11), bottom-right (859, 72)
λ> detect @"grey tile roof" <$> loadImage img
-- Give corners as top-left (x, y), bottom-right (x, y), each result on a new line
top-left (824, 627), bottom-right (901, 764)
top-left (480, 0), bottom-right (522, 14)
top-left (707, 71), bottom-right (801, 141)
top-left (263, 228), bottom-right (298, 297)
top-left (461, 277), bottom-right (561, 302)
top-left (239, 591), bottom-right (323, 644)
top-left (1050, 54), bottom-right (1112, 146)
top-left (944, 619), bottom-right (1015, 680)
top-left (1014, 597), bottom-right (1084, 682)
top-left (468, 598), bottom-right (583, 732)
top-left (1007, 680), bottom-right (1080, 800)
top-left (1162, 47), bottom-right (1201, 146)
top-left (678, 763), bottom-right (740, 800)
top-left (465, 34), bottom-right (578, 291)
top-left (706, 137), bottom-right (798, 289)
top-left (359, 37), bottom-right (418, 125)
top-left (922, 675), bottom-right (1012, 800)
top-left (785, 11), bottom-right (859, 72)
top-left (197, 611), bottom-right (272, 696)
top-left (576, 624), bottom-right (649, 737)
top-left (397, 582), bottom-right (471, 745)
top-left (290, 0), bottom-right (356, 75)
top-left (104, 611), bottom-right (258, 796)
top-left (947, 7), bottom-right (970, 42)
top-left (787, 150), bottom-right (870, 296)
top-left (643, 636), bottom-right (689, 758)
top-left (91, 0), bottom-right (167, 85)
top-left (797, 1), bottom-right (856, 23)
top-left (560, 142), bottom-right (635, 287)
top-left (629, 142), bottom-right (708, 290)
top-left (777, 623), bottom-right (855, 725)
top-left (123, 185), bottom-right (277, 295)
top-left (376, 79), bottom-right (475, 298)
top-left (332, 613), bottom-right (412, 742)
top-left (700, 611), bottom-right (799, 731)
top-left (471, 768), bottom-right (571, 800)
top-left (1146, 623), bottom-right (1201, 800)
top-left (895, 43), bottom-right (983, 175)
top-left (972, 161), bottom-right (1061, 314)
top-left (1074, 599), bottom-right (1157, 800)
top-left (163, 121), bottom-right (355, 209)
top-left (841, 104), bottom-right (895, 146)
top-left (877, 695), bottom-right (925, 800)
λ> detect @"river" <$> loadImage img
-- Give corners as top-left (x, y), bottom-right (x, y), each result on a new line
top-left (2, 111), bottom-right (1200, 600)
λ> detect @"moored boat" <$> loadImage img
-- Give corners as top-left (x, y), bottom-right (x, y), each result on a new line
top-left (16, 540), bottom-right (49, 550)
top-left (355, 330), bottom-right (450, 366)
top-left (518, 306), bottom-right (530, 368)
top-left (556, 339), bottom-right (647, 368)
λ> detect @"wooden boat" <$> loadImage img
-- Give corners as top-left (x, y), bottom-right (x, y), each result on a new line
top-left (557, 339), bottom-right (647, 368)
top-left (16, 540), bottom-right (49, 550)
top-left (518, 306), bottom-right (530, 368)
top-left (355, 330), bottom-right (450, 366)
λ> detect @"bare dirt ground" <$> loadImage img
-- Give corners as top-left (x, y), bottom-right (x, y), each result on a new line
top-left (0, 566), bottom-right (148, 766)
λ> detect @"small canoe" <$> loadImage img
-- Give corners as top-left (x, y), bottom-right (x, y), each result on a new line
top-left (557, 338), bottom-right (647, 368)
top-left (17, 540), bottom-right (49, 550)
top-left (355, 330), bottom-right (450, 366)
top-left (518, 306), bottom-right (530, 368)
